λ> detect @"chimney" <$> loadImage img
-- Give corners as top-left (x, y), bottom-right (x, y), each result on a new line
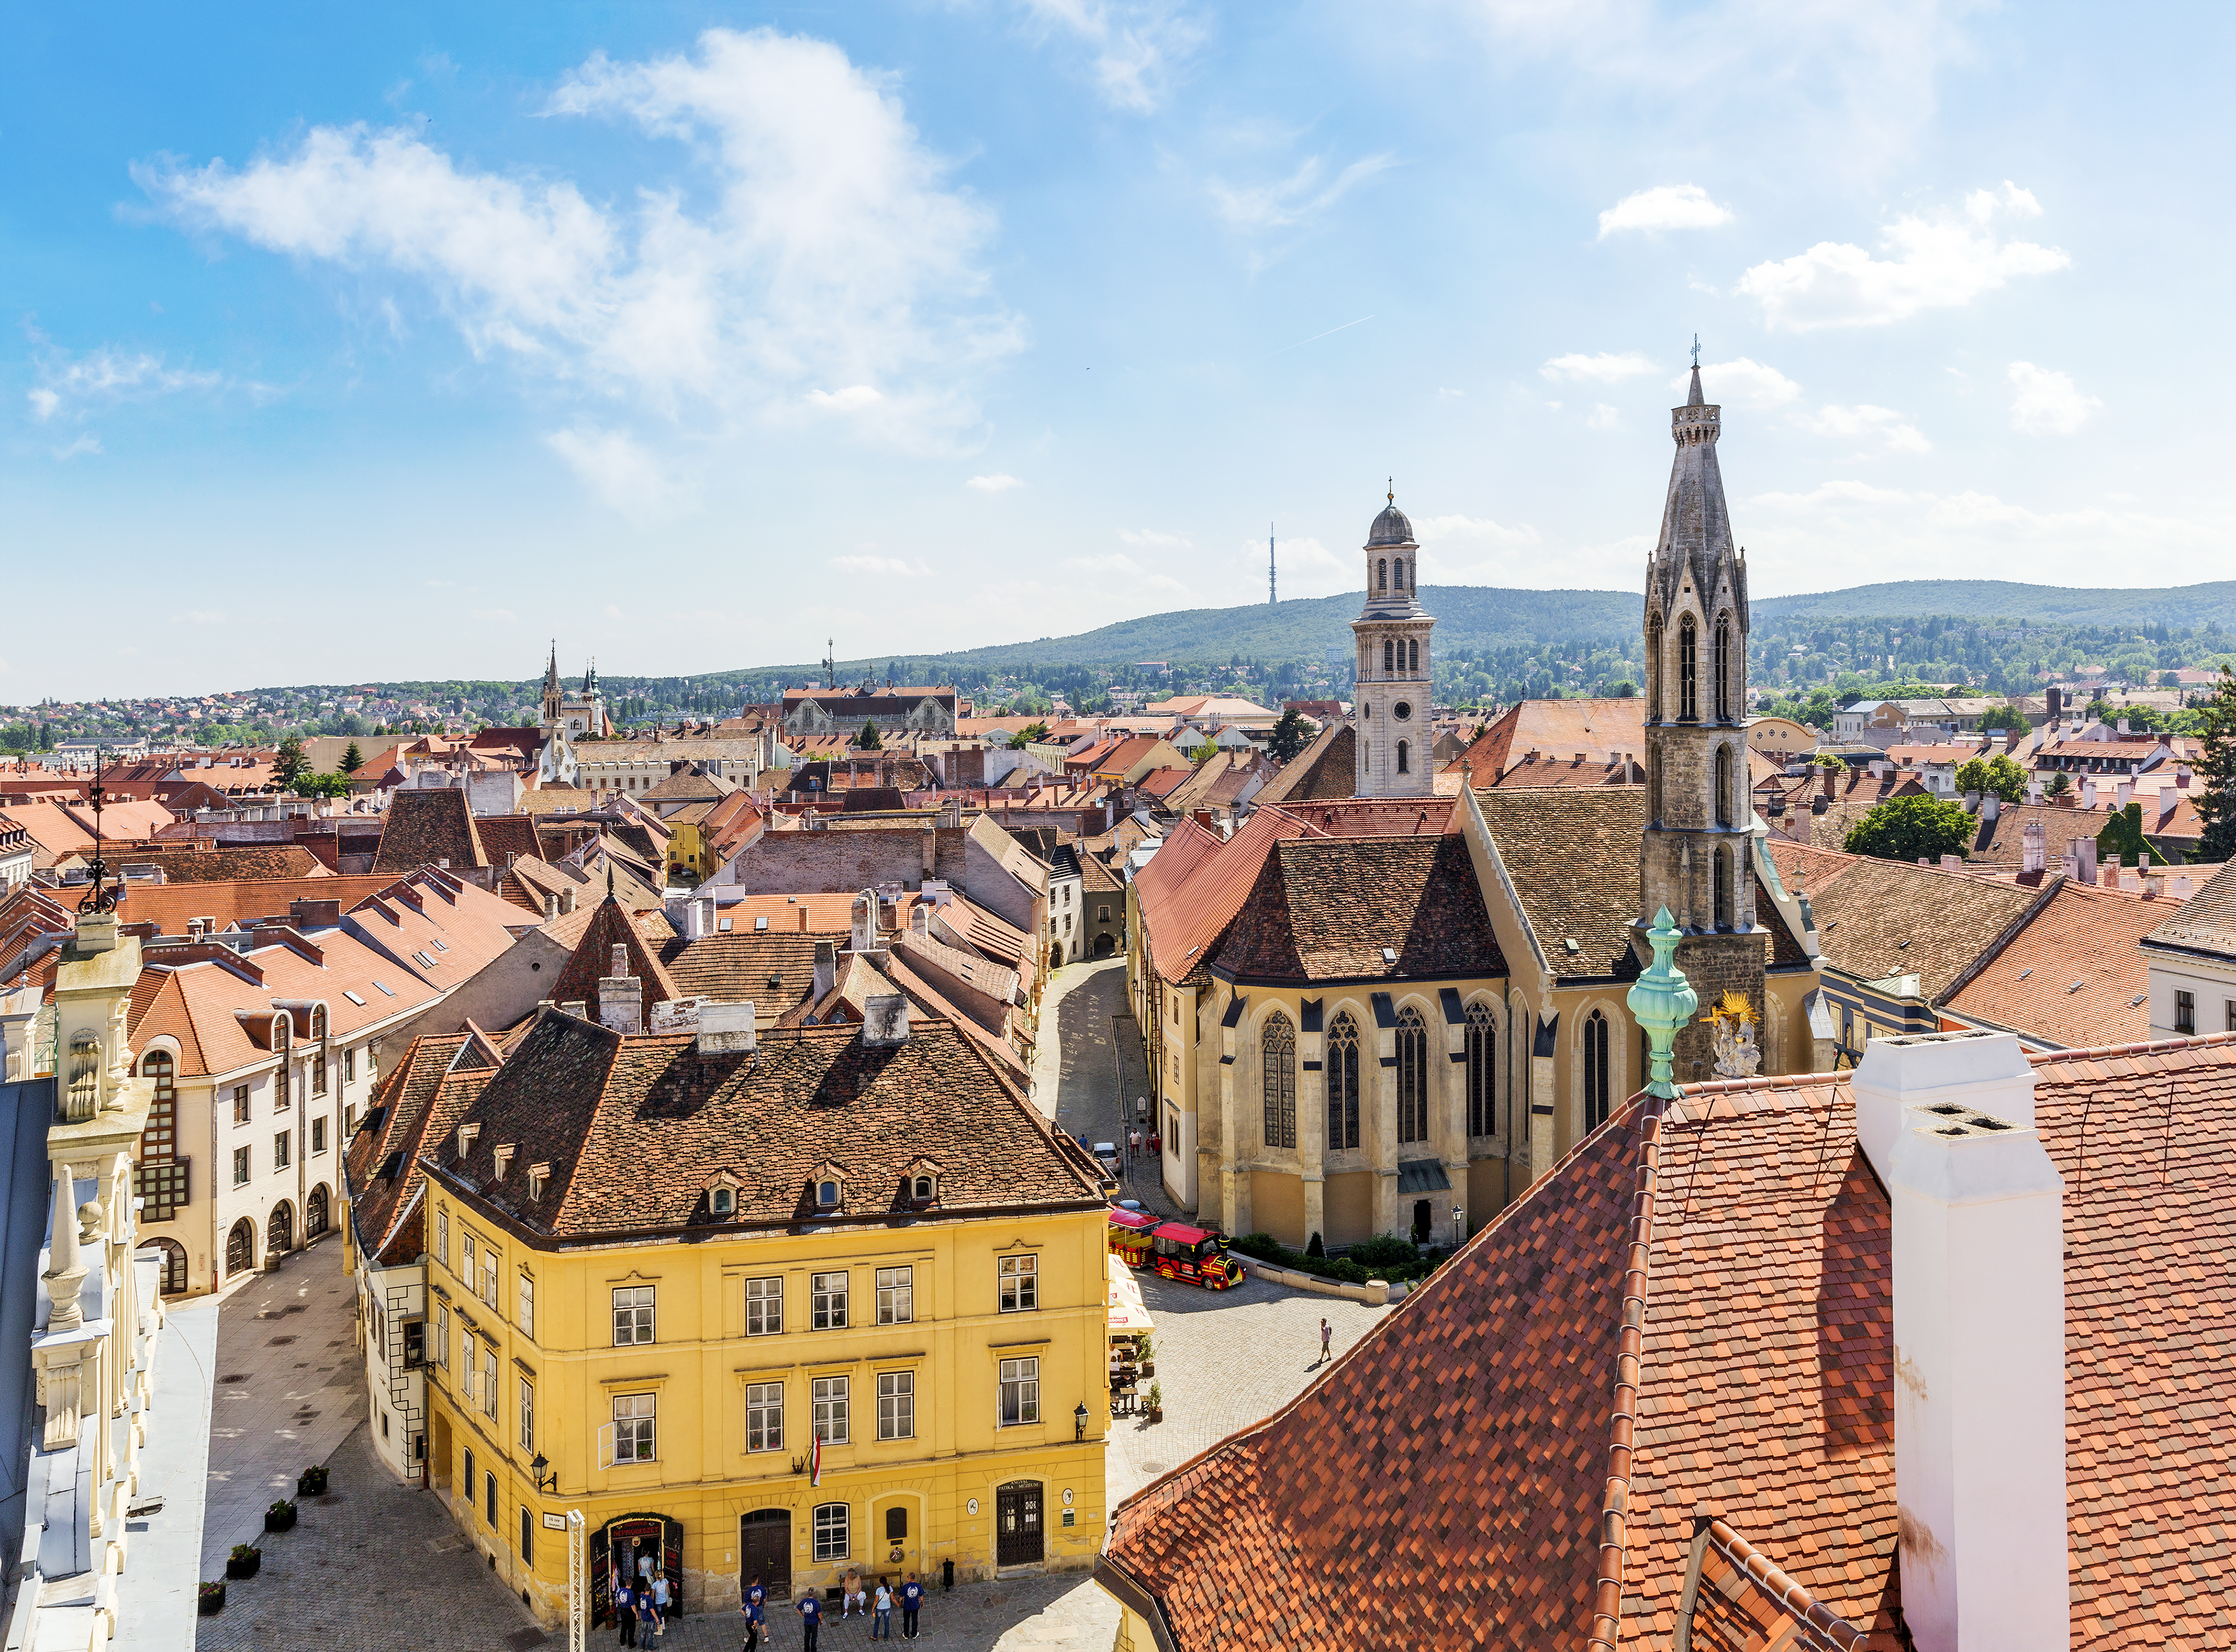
top-left (1193, 808), bottom-right (1215, 831)
top-left (861, 992), bottom-right (911, 1047)
top-left (2074, 838), bottom-right (2097, 884)
top-left (2101, 857), bottom-right (2121, 889)
top-left (2021, 819), bottom-right (2046, 875)
top-left (1939, 854), bottom-right (1962, 872)
top-left (2116, 717), bottom-right (2130, 735)
top-left (288, 897), bottom-right (342, 930)
top-left (562, 886), bottom-right (577, 915)
top-left (1851, 1031), bottom-right (2067, 1652)
top-left (696, 1000), bottom-right (756, 1055)
top-left (2081, 778), bottom-right (2097, 808)
top-left (2025, 780), bottom-right (2043, 806)
top-left (1821, 766), bottom-right (1836, 801)
top-left (544, 891), bottom-right (560, 920)
top-left (1980, 794), bottom-right (2000, 824)
top-left (813, 940), bottom-right (837, 1002)
top-left (598, 945), bottom-right (641, 1034)
top-left (911, 903), bottom-right (931, 940)
top-left (2177, 764), bottom-right (2192, 789)
top-left (2115, 778), bottom-right (2131, 810)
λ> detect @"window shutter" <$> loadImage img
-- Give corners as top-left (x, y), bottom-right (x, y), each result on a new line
top-left (598, 1422), bottom-right (616, 1471)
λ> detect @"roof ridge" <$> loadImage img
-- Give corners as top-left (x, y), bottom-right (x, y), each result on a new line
top-left (1586, 1095), bottom-right (1668, 1651)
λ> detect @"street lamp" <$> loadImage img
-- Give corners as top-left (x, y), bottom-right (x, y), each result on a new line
top-left (531, 1453), bottom-right (558, 1494)
top-left (1073, 1401), bottom-right (1090, 1441)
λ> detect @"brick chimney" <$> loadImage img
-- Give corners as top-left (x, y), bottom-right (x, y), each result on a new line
top-left (813, 940), bottom-right (837, 1002)
top-left (1851, 1031), bottom-right (2068, 1652)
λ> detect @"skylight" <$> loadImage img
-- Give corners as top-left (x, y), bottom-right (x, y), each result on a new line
top-left (754, 915), bottom-right (768, 931)
top-left (343, 991), bottom-right (365, 1007)
top-left (372, 979), bottom-right (395, 996)
top-left (412, 951), bottom-right (437, 968)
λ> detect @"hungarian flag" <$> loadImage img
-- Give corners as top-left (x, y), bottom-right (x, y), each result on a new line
top-left (809, 1433), bottom-right (823, 1487)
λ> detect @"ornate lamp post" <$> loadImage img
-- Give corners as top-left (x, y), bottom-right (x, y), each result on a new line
top-left (1626, 906), bottom-right (1698, 1100)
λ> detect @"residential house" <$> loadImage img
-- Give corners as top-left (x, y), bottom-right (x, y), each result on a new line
top-left (2141, 859), bottom-right (2236, 1039)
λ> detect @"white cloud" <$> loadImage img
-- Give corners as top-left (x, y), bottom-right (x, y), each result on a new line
top-left (1750, 479), bottom-right (1913, 510)
top-left (141, 28), bottom-right (1019, 462)
top-left (808, 385), bottom-right (883, 412)
top-left (1676, 357), bottom-right (1802, 409)
top-left (471, 607), bottom-right (520, 623)
top-left (1542, 350), bottom-right (1655, 384)
top-left (1587, 403), bottom-right (1620, 431)
top-left (1738, 183), bottom-right (2069, 331)
top-left (1413, 514), bottom-right (1541, 548)
top-left (1791, 402), bottom-right (1931, 454)
top-left (28, 346), bottom-right (224, 421)
top-left (183, 609), bottom-right (226, 624)
top-left (2007, 362), bottom-right (2101, 437)
top-left (1597, 184), bottom-right (1732, 237)
top-left (1436, 387), bottom-right (1466, 401)
top-left (545, 425), bottom-right (691, 517)
top-left (1207, 151), bottom-right (1396, 233)
top-left (51, 434), bottom-right (103, 461)
top-left (1066, 550), bottom-right (1189, 597)
top-left (1016, 0), bottom-right (1206, 113)
top-left (830, 554), bottom-right (933, 577)
top-left (1119, 528), bottom-right (1191, 548)
top-left (966, 473), bottom-right (1024, 493)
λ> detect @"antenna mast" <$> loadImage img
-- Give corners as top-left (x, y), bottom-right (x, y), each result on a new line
top-left (1269, 523), bottom-right (1277, 606)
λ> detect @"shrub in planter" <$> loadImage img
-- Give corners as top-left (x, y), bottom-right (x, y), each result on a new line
top-left (1305, 1230), bottom-right (1325, 1258)
top-left (198, 1582), bottom-right (227, 1616)
top-left (1350, 1234), bottom-right (1420, 1271)
top-left (297, 1464), bottom-right (329, 1496)
top-left (1144, 1380), bottom-right (1164, 1423)
top-left (1327, 1257), bottom-right (1370, 1285)
top-left (265, 1500), bottom-right (297, 1532)
top-left (1230, 1232), bottom-right (1285, 1263)
top-left (225, 1545), bottom-right (261, 1580)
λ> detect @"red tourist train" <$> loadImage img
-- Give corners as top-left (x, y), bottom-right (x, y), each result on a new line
top-left (1106, 1207), bottom-right (1244, 1290)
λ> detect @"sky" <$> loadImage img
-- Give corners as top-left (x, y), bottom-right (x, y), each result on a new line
top-left (5, 1), bottom-right (2233, 699)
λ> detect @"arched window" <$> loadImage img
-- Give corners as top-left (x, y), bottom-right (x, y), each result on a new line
top-left (1679, 616), bottom-right (1698, 721)
top-left (1646, 617), bottom-right (1663, 720)
top-left (1714, 612), bottom-right (1733, 721)
top-left (146, 1237), bottom-right (188, 1297)
top-left (307, 1183), bottom-right (331, 1240)
top-left (227, 1218), bottom-right (256, 1277)
top-left (1408, 638), bottom-right (1419, 674)
top-left (65, 1031), bottom-right (100, 1121)
top-left (140, 1051), bottom-right (175, 1158)
top-left (1583, 1010), bottom-right (1611, 1134)
top-left (1262, 1012), bottom-right (1297, 1149)
top-left (1326, 1012), bottom-right (1360, 1151)
top-left (1383, 638), bottom-right (1395, 674)
top-left (268, 1201), bottom-right (294, 1257)
top-left (1715, 845), bottom-right (1733, 929)
top-left (1396, 740), bottom-right (1410, 774)
top-left (1464, 1003), bottom-right (1496, 1138)
top-left (1377, 558), bottom-right (1387, 591)
top-left (1394, 558), bottom-right (1405, 590)
top-left (1396, 1007), bottom-right (1429, 1144)
top-left (1715, 744), bottom-right (1733, 828)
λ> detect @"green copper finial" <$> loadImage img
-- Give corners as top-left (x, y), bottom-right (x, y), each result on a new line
top-left (1626, 905), bottom-right (1697, 1100)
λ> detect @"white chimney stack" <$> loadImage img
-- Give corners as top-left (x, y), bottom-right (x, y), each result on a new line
top-left (1852, 1031), bottom-right (2067, 1652)
top-left (2081, 778), bottom-right (2097, 808)
top-left (696, 1000), bottom-right (756, 1054)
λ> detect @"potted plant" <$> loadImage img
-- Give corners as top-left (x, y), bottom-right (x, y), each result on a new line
top-left (265, 1499), bottom-right (297, 1532)
top-left (1145, 1381), bottom-right (1164, 1424)
top-left (297, 1463), bottom-right (328, 1496)
top-left (1136, 1335), bottom-right (1154, 1378)
top-left (198, 1581), bottom-right (226, 1616)
top-left (226, 1544), bottom-right (261, 1580)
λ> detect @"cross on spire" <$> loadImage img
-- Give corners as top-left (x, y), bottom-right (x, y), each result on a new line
top-left (1691, 334), bottom-right (1702, 368)
top-left (1387, 478), bottom-right (1394, 505)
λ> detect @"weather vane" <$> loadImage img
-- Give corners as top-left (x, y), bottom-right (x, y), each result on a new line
top-left (78, 750), bottom-right (117, 915)
top-left (1691, 334), bottom-right (1702, 368)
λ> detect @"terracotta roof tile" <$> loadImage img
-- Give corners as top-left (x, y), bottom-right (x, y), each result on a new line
top-left (1472, 787), bottom-right (1648, 979)
top-left (1941, 880), bottom-right (2161, 1047)
top-left (1210, 835), bottom-right (1505, 984)
top-left (372, 787), bottom-right (490, 874)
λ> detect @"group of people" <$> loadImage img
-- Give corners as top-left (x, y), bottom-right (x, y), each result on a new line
top-left (740, 1570), bottom-right (926, 1650)
top-left (611, 1549), bottom-right (673, 1645)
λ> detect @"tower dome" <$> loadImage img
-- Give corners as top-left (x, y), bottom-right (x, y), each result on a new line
top-left (1367, 502), bottom-right (1415, 547)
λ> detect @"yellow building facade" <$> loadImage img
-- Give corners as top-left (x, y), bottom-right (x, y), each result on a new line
top-left (408, 1000), bottom-right (1110, 1628)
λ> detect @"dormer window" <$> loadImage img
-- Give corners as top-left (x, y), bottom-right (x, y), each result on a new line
top-left (913, 1176), bottom-right (935, 1202)
top-left (817, 1180), bottom-right (840, 1209)
top-left (711, 1186), bottom-right (736, 1216)
top-left (528, 1163), bottom-right (550, 1201)
top-left (457, 1123), bottom-right (480, 1159)
top-left (493, 1145), bottom-right (514, 1178)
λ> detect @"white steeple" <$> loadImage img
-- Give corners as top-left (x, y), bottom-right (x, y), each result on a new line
top-left (1350, 487), bottom-right (1434, 798)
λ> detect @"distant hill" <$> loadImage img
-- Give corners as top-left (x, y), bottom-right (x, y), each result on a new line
top-left (1751, 580), bottom-right (2236, 628)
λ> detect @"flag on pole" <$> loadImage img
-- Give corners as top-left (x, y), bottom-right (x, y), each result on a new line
top-left (810, 1433), bottom-right (823, 1487)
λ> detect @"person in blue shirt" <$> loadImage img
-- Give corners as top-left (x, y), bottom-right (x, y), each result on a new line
top-left (741, 1576), bottom-right (767, 1652)
top-left (614, 1581), bottom-right (637, 1647)
top-left (899, 1573), bottom-right (924, 1640)
top-left (797, 1590), bottom-right (822, 1652)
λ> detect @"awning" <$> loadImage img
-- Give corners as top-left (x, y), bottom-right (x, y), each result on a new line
top-left (1106, 1254), bottom-right (1154, 1334)
top-left (1395, 1160), bottom-right (1452, 1195)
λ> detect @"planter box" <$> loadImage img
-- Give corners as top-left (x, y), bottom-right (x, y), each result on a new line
top-left (1146, 1408), bottom-right (1164, 1424)
top-left (225, 1552), bottom-right (261, 1580)
top-left (297, 1472), bottom-right (327, 1497)
top-left (1230, 1254), bottom-right (1390, 1305)
top-left (198, 1586), bottom-right (226, 1616)
top-left (265, 1507), bottom-right (297, 1532)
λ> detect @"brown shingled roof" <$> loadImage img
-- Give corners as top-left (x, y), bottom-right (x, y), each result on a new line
top-left (1210, 835), bottom-right (1505, 984)
top-left (2143, 855), bottom-right (2236, 957)
top-left (1805, 856), bottom-right (2048, 1000)
top-left (372, 787), bottom-right (490, 874)
top-left (1250, 722), bottom-right (1356, 804)
top-left (1472, 787), bottom-right (1649, 979)
top-left (1941, 880), bottom-right (2159, 1047)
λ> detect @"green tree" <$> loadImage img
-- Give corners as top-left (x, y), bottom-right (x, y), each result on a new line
top-left (854, 720), bottom-right (883, 750)
top-left (1843, 794), bottom-right (1977, 864)
top-left (2045, 771), bottom-right (2071, 800)
top-left (2095, 802), bottom-right (2165, 868)
top-left (2195, 665), bottom-right (2236, 862)
top-left (1005, 721), bottom-right (1052, 751)
top-left (1189, 740), bottom-right (1220, 764)
top-left (1978, 707), bottom-right (2028, 734)
top-left (274, 733), bottom-right (310, 788)
top-left (1266, 707), bottom-right (1312, 764)
top-left (338, 741), bottom-right (364, 775)
top-left (1955, 753), bottom-right (2027, 803)
top-left (291, 771), bottom-right (351, 800)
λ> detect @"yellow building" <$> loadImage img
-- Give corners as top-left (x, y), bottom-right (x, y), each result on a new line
top-left (411, 994), bottom-right (1110, 1628)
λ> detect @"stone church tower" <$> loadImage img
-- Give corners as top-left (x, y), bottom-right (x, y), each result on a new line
top-left (1639, 367), bottom-right (1765, 1081)
top-left (1351, 493), bottom-right (1435, 798)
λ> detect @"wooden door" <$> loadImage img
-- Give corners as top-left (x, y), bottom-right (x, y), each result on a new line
top-left (994, 1481), bottom-right (1043, 1568)
top-left (740, 1509), bottom-right (790, 1603)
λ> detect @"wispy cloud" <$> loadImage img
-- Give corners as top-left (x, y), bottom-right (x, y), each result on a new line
top-left (545, 425), bottom-right (692, 517)
top-left (807, 385), bottom-right (883, 413)
top-left (1738, 183), bottom-right (2069, 331)
top-left (830, 554), bottom-right (933, 577)
top-left (1014, 0), bottom-right (1207, 114)
top-left (1597, 184), bottom-right (1732, 237)
top-left (1067, 550), bottom-right (1189, 597)
top-left (1119, 528), bottom-right (1191, 548)
top-left (50, 434), bottom-right (104, 461)
top-left (1586, 403), bottom-right (1620, 431)
top-left (1543, 350), bottom-right (1655, 383)
top-left (1791, 402), bottom-right (1931, 454)
top-left (27, 345), bottom-right (224, 421)
top-left (966, 472), bottom-right (1024, 493)
top-left (1207, 151), bottom-right (1396, 234)
top-left (2007, 362), bottom-right (2100, 436)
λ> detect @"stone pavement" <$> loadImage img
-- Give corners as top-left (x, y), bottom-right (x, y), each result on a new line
top-left (1036, 960), bottom-right (1170, 1215)
top-left (201, 1234), bottom-right (368, 1578)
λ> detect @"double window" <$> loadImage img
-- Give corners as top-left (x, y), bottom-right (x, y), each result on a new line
top-left (813, 1502), bottom-right (849, 1563)
top-left (1395, 1008), bottom-right (1428, 1145)
top-left (232, 1145), bottom-right (251, 1187)
top-left (876, 1267), bottom-right (913, 1325)
top-left (611, 1394), bottom-right (656, 1463)
top-left (435, 1303), bottom-right (450, 1368)
top-left (999, 1357), bottom-right (1040, 1427)
top-left (436, 1208), bottom-right (448, 1269)
top-left (518, 1379), bottom-right (535, 1451)
top-left (811, 1271), bottom-right (849, 1330)
top-left (812, 1375), bottom-right (850, 1444)
top-left (746, 1383), bottom-right (784, 1452)
top-left (273, 1130), bottom-right (291, 1170)
top-left (614, 1285), bottom-right (656, 1345)
top-left (877, 1372), bottom-right (914, 1441)
top-left (1583, 1010), bottom-right (1612, 1134)
top-left (2175, 990), bottom-right (2196, 1035)
top-left (1465, 1002), bottom-right (1497, 1138)
top-left (1261, 1012), bottom-right (1296, 1150)
top-left (232, 1084), bottom-right (250, 1125)
top-left (518, 1275), bottom-right (535, 1340)
top-left (1326, 1012), bottom-right (1361, 1151)
top-left (746, 1276), bottom-right (783, 1336)
top-left (999, 1254), bottom-right (1037, 1313)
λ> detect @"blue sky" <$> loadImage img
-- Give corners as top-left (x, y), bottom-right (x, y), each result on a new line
top-left (5, 1), bottom-right (2231, 698)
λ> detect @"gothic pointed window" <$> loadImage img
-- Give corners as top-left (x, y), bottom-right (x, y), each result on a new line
top-left (1715, 845), bottom-right (1733, 930)
top-left (1583, 1010), bottom-right (1611, 1134)
top-left (1646, 617), bottom-right (1663, 721)
top-left (1396, 1008), bottom-right (1428, 1144)
top-left (1383, 639), bottom-right (1395, 674)
top-left (1262, 1012), bottom-right (1296, 1150)
top-left (1465, 1002), bottom-right (1496, 1137)
top-left (1714, 612), bottom-right (1733, 721)
top-left (1715, 744), bottom-right (1733, 828)
top-left (1396, 740), bottom-right (1410, 774)
top-left (1326, 1013), bottom-right (1360, 1151)
top-left (1679, 617), bottom-right (1698, 721)
top-left (1378, 558), bottom-right (1387, 591)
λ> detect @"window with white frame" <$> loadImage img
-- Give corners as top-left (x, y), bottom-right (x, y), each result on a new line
top-left (745, 1277), bottom-right (782, 1335)
top-left (481, 1342), bottom-right (497, 1420)
top-left (479, 1246), bottom-right (498, 1308)
top-left (462, 1333), bottom-right (478, 1405)
top-left (518, 1378), bottom-right (534, 1451)
top-left (811, 1271), bottom-right (849, 1330)
top-left (435, 1303), bottom-right (450, 1368)
top-left (613, 1285), bottom-right (655, 1345)
top-left (811, 1375), bottom-right (849, 1443)
top-left (812, 1501), bottom-right (849, 1563)
top-left (461, 1232), bottom-right (475, 1289)
top-left (999, 1254), bottom-right (1037, 1313)
top-left (876, 1266), bottom-right (913, 1324)
top-left (518, 1274), bottom-right (534, 1339)
top-left (746, 1382), bottom-right (784, 1452)
top-left (877, 1371), bottom-right (914, 1440)
top-left (999, 1356), bottom-right (1040, 1426)
top-left (437, 1208), bottom-right (448, 1269)
top-left (611, 1393), bottom-right (655, 1462)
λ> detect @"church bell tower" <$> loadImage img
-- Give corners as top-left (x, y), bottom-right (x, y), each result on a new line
top-left (1639, 364), bottom-right (1765, 1081)
top-left (1351, 490), bottom-right (1435, 798)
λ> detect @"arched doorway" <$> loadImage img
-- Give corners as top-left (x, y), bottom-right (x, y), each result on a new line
top-left (593, 1513), bottom-right (683, 1627)
top-left (739, 1508), bottom-right (790, 1605)
top-left (306, 1184), bottom-right (330, 1240)
top-left (142, 1237), bottom-right (188, 1297)
top-left (226, 1218), bottom-right (256, 1276)
top-left (1049, 942), bottom-right (1063, 967)
top-left (994, 1480), bottom-right (1044, 1568)
top-left (1093, 932), bottom-right (1115, 958)
top-left (267, 1201), bottom-right (294, 1258)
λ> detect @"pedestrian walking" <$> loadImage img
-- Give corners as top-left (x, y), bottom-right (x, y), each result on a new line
top-left (652, 1574), bottom-right (671, 1616)
top-left (617, 1581), bottom-right (638, 1647)
top-left (742, 1581), bottom-right (766, 1652)
top-left (638, 1590), bottom-right (663, 1646)
top-left (872, 1578), bottom-right (894, 1640)
top-left (797, 1590), bottom-right (823, 1652)
top-left (899, 1573), bottom-right (923, 1640)
top-left (1319, 1317), bottom-right (1332, 1363)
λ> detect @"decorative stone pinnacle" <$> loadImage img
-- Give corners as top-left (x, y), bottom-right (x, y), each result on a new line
top-left (1626, 906), bottom-right (1698, 1100)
